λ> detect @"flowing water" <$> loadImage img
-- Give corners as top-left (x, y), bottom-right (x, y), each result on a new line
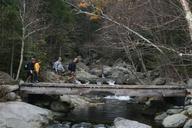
top-left (50, 97), bottom-right (167, 128)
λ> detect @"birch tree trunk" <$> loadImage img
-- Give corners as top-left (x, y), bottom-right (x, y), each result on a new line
top-left (15, 0), bottom-right (48, 80)
top-left (10, 43), bottom-right (14, 77)
top-left (180, 0), bottom-right (192, 41)
top-left (16, 0), bottom-right (26, 80)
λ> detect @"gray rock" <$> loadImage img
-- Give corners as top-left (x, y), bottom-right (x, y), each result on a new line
top-left (180, 110), bottom-right (187, 115)
top-left (166, 109), bottom-right (183, 115)
top-left (187, 79), bottom-right (192, 87)
top-left (0, 101), bottom-right (53, 128)
top-left (187, 106), bottom-right (192, 116)
top-left (41, 70), bottom-right (65, 82)
top-left (0, 118), bottom-right (6, 128)
top-left (185, 95), bottom-right (192, 105)
top-left (184, 105), bottom-right (192, 110)
top-left (155, 112), bottom-right (168, 122)
top-left (114, 117), bottom-right (152, 128)
top-left (183, 119), bottom-right (192, 128)
top-left (89, 67), bottom-right (102, 76)
top-left (103, 65), bottom-right (112, 76)
top-left (47, 122), bottom-right (71, 128)
top-left (94, 124), bottom-right (106, 128)
top-left (162, 114), bottom-right (188, 128)
top-left (71, 122), bottom-right (92, 128)
top-left (6, 118), bottom-right (33, 128)
top-left (77, 62), bottom-right (90, 72)
top-left (6, 92), bottom-right (17, 101)
top-left (50, 101), bottom-right (72, 112)
top-left (0, 71), bottom-right (16, 85)
top-left (110, 71), bottom-right (127, 84)
top-left (153, 78), bottom-right (166, 85)
top-left (60, 95), bottom-right (90, 107)
top-left (76, 69), bottom-right (98, 83)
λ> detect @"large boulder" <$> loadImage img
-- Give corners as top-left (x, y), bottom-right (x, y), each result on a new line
top-left (114, 117), bottom-right (152, 128)
top-left (76, 69), bottom-right (98, 83)
top-left (153, 77), bottom-right (166, 85)
top-left (0, 101), bottom-right (53, 128)
top-left (183, 119), bottom-right (192, 128)
top-left (187, 79), bottom-right (192, 87)
top-left (0, 71), bottom-right (16, 85)
top-left (162, 114), bottom-right (188, 128)
top-left (187, 106), bottom-right (192, 116)
top-left (155, 112), bottom-right (168, 122)
top-left (166, 108), bottom-right (183, 115)
top-left (41, 70), bottom-right (65, 82)
top-left (60, 95), bottom-right (90, 107)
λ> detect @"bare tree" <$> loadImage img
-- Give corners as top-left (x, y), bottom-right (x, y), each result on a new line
top-left (16, 0), bottom-right (48, 80)
top-left (180, 0), bottom-right (192, 41)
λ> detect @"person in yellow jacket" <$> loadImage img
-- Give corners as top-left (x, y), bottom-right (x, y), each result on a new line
top-left (34, 60), bottom-right (41, 82)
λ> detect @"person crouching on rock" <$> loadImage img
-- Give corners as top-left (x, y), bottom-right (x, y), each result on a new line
top-left (34, 59), bottom-right (41, 83)
top-left (67, 57), bottom-right (79, 83)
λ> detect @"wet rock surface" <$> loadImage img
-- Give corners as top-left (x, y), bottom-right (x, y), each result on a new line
top-left (162, 114), bottom-right (188, 128)
top-left (0, 101), bottom-right (53, 128)
top-left (114, 117), bottom-right (152, 128)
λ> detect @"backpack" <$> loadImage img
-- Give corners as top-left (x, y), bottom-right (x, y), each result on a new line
top-left (68, 63), bottom-right (72, 71)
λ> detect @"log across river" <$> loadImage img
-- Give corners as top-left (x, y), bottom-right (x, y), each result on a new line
top-left (19, 82), bottom-right (190, 97)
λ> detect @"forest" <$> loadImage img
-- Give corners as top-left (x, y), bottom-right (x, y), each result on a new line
top-left (0, 0), bottom-right (192, 82)
top-left (1, 1), bottom-right (192, 128)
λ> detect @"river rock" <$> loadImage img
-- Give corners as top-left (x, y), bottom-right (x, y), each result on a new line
top-left (0, 118), bottom-right (6, 128)
top-left (0, 71), bottom-right (16, 85)
top-left (155, 112), bottom-right (168, 122)
top-left (94, 124), bottom-right (106, 128)
top-left (183, 119), bottom-right (192, 128)
top-left (60, 95), bottom-right (90, 107)
top-left (77, 62), bottom-right (90, 72)
top-left (76, 69), bottom-right (98, 83)
top-left (153, 77), bottom-right (166, 85)
top-left (162, 114), bottom-right (188, 128)
top-left (187, 79), bottom-right (192, 87)
top-left (6, 92), bottom-right (17, 101)
top-left (114, 117), bottom-right (152, 128)
top-left (47, 122), bottom-right (71, 128)
top-left (184, 105), bottom-right (192, 110)
top-left (166, 108), bottom-right (183, 115)
top-left (71, 122), bottom-right (92, 128)
top-left (0, 101), bottom-right (53, 128)
top-left (50, 101), bottom-right (73, 112)
top-left (103, 65), bottom-right (112, 76)
top-left (41, 70), bottom-right (65, 82)
top-left (187, 106), bottom-right (192, 116)
top-left (6, 118), bottom-right (33, 128)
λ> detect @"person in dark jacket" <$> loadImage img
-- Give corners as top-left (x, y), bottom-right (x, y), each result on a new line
top-left (68, 57), bottom-right (79, 82)
top-left (25, 58), bottom-right (36, 82)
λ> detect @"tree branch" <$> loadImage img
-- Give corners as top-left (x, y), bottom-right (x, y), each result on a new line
top-left (24, 25), bottom-right (49, 39)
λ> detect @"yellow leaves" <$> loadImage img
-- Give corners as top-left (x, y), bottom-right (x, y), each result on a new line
top-left (78, 0), bottom-right (109, 22)
top-left (78, 1), bottom-right (88, 9)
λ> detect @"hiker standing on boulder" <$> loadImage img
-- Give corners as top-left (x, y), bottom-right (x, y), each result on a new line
top-left (68, 57), bottom-right (79, 83)
top-left (25, 58), bottom-right (36, 82)
top-left (53, 57), bottom-right (65, 75)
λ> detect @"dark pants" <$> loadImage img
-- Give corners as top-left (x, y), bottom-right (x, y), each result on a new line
top-left (34, 72), bottom-right (39, 82)
top-left (26, 71), bottom-right (33, 82)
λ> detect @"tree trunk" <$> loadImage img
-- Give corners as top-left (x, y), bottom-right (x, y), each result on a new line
top-left (16, 39), bottom-right (25, 80)
top-left (180, 0), bottom-right (192, 41)
top-left (10, 43), bottom-right (14, 78)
